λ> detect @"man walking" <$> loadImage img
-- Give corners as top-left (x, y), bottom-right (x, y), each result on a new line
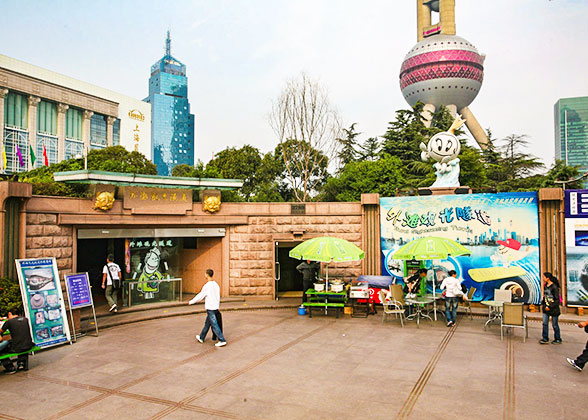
top-left (0, 307), bottom-right (34, 373)
top-left (297, 260), bottom-right (319, 303)
top-left (189, 269), bottom-right (226, 347)
top-left (567, 319), bottom-right (588, 372)
top-left (102, 254), bottom-right (121, 313)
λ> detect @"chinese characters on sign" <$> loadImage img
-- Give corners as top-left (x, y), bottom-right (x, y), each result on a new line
top-left (123, 187), bottom-right (193, 215)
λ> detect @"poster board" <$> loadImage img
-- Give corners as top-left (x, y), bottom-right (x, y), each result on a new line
top-left (15, 258), bottom-right (72, 348)
top-left (564, 189), bottom-right (588, 307)
top-left (65, 273), bottom-right (93, 309)
top-left (380, 192), bottom-right (541, 304)
top-left (64, 272), bottom-right (98, 339)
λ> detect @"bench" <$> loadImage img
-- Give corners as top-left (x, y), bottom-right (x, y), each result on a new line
top-left (0, 346), bottom-right (41, 371)
top-left (302, 302), bottom-right (345, 318)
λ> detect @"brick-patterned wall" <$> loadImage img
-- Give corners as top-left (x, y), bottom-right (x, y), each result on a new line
top-left (229, 215), bottom-right (363, 296)
top-left (25, 213), bottom-right (73, 272)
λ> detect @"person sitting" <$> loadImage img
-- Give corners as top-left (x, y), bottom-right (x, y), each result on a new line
top-left (0, 307), bottom-right (34, 373)
top-left (404, 268), bottom-right (427, 297)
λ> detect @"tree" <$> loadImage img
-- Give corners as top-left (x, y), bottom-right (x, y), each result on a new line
top-left (16, 146), bottom-right (157, 197)
top-left (359, 137), bottom-right (381, 161)
top-left (336, 123), bottom-right (361, 170)
top-left (500, 134), bottom-right (544, 181)
top-left (269, 73), bottom-right (342, 201)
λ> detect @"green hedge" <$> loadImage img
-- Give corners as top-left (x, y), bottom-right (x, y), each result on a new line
top-left (0, 277), bottom-right (23, 316)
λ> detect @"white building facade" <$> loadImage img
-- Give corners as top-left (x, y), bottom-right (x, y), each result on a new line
top-left (0, 54), bottom-right (151, 173)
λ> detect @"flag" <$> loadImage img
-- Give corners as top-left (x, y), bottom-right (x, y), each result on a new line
top-left (29, 144), bottom-right (36, 166)
top-left (16, 144), bottom-right (24, 167)
top-left (1, 145), bottom-right (5, 170)
top-left (43, 144), bottom-right (49, 166)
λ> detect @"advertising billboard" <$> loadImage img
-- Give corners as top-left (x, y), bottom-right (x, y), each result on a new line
top-left (564, 189), bottom-right (588, 307)
top-left (15, 258), bottom-right (71, 348)
top-left (380, 192), bottom-right (541, 304)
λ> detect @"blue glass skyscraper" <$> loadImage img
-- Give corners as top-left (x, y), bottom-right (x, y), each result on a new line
top-left (146, 32), bottom-right (194, 175)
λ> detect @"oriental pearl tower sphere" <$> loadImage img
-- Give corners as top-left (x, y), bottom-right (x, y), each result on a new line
top-left (400, 0), bottom-right (490, 149)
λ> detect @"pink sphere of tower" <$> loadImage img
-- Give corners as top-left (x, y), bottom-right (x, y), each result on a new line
top-left (399, 34), bottom-right (485, 110)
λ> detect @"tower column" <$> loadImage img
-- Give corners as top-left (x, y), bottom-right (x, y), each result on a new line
top-left (421, 104), bottom-right (436, 128)
top-left (439, 0), bottom-right (456, 36)
top-left (460, 106), bottom-right (490, 150)
top-left (106, 116), bottom-right (115, 147)
top-left (27, 96), bottom-right (41, 170)
top-left (0, 89), bottom-right (8, 170)
top-left (83, 110), bottom-right (94, 152)
top-left (57, 103), bottom-right (69, 162)
top-left (417, 1), bottom-right (431, 42)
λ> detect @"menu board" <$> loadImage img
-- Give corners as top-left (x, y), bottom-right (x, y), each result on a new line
top-left (65, 273), bottom-right (93, 309)
top-left (15, 258), bottom-right (71, 348)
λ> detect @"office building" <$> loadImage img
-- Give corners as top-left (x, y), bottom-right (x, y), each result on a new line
top-left (554, 96), bottom-right (588, 176)
top-left (0, 54), bottom-right (151, 174)
top-left (145, 32), bottom-right (195, 176)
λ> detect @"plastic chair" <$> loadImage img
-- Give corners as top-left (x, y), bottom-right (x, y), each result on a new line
top-left (389, 284), bottom-right (406, 306)
top-left (494, 289), bottom-right (512, 303)
top-left (379, 290), bottom-right (405, 327)
top-left (501, 302), bottom-right (528, 342)
top-left (460, 287), bottom-right (475, 320)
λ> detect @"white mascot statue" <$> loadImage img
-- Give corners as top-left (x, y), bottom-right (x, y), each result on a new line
top-left (419, 115), bottom-right (466, 188)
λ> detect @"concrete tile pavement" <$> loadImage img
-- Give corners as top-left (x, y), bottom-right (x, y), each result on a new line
top-left (1, 304), bottom-right (587, 420)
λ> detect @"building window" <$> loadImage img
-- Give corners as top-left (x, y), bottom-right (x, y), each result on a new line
top-left (90, 114), bottom-right (107, 148)
top-left (4, 92), bottom-right (28, 130)
top-left (65, 108), bottom-right (83, 140)
top-left (113, 119), bottom-right (120, 145)
top-left (65, 138), bottom-right (84, 160)
top-left (4, 128), bottom-right (29, 173)
top-left (37, 101), bottom-right (57, 135)
top-left (36, 134), bottom-right (58, 168)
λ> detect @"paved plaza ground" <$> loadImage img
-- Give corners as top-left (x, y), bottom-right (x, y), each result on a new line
top-left (1, 304), bottom-right (587, 420)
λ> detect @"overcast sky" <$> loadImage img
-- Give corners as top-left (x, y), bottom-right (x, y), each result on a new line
top-left (2, 0), bottom-right (587, 167)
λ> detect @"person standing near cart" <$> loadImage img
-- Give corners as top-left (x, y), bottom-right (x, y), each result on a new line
top-left (102, 254), bottom-right (121, 313)
top-left (297, 260), bottom-right (319, 303)
top-left (440, 270), bottom-right (463, 327)
top-left (539, 272), bottom-right (562, 344)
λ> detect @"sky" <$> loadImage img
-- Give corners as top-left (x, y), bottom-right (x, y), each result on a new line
top-left (2, 0), bottom-right (588, 167)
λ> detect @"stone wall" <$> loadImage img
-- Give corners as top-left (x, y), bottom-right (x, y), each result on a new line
top-left (25, 213), bottom-right (73, 272)
top-left (228, 215), bottom-right (363, 296)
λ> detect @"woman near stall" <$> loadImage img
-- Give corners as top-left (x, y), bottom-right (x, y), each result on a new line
top-left (539, 272), bottom-right (562, 345)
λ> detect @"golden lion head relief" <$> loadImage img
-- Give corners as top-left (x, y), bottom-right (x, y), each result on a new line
top-left (203, 195), bottom-right (221, 213)
top-left (94, 191), bottom-right (115, 211)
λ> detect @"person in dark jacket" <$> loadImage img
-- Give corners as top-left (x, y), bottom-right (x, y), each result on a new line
top-left (567, 319), bottom-right (588, 371)
top-left (297, 260), bottom-right (319, 303)
top-left (0, 307), bottom-right (34, 373)
top-left (539, 272), bottom-right (562, 344)
top-left (403, 268), bottom-right (428, 295)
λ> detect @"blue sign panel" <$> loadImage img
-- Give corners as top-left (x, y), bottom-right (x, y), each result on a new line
top-left (65, 273), bottom-right (92, 309)
top-left (565, 190), bottom-right (588, 218)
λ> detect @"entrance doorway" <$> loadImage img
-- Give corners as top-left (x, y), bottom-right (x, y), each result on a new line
top-left (275, 241), bottom-right (303, 298)
top-left (76, 238), bottom-right (126, 305)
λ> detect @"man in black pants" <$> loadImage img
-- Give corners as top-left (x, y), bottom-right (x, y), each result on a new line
top-left (297, 260), bottom-right (319, 303)
top-left (0, 307), bottom-right (34, 373)
top-left (567, 319), bottom-right (588, 372)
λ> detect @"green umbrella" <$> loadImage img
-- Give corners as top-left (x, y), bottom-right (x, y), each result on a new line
top-left (392, 236), bottom-right (471, 260)
top-left (289, 237), bottom-right (365, 292)
top-left (289, 236), bottom-right (365, 263)
top-left (392, 236), bottom-right (471, 321)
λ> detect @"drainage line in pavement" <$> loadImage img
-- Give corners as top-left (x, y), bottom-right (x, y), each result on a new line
top-left (503, 335), bottom-right (516, 420)
top-left (396, 317), bottom-right (460, 420)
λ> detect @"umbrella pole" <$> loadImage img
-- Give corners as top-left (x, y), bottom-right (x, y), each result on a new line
top-left (432, 262), bottom-right (437, 321)
top-left (325, 265), bottom-right (329, 315)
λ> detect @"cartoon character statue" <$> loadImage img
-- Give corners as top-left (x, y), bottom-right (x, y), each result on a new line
top-left (420, 115), bottom-right (466, 188)
top-left (137, 247), bottom-right (163, 298)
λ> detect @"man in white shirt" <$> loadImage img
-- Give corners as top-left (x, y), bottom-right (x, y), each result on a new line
top-left (102, 254), bottom-right (121, 313)
top-left (189, 269), bottom-right (226, 347)
top-left (440, 269), bottom-right (464, 327)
